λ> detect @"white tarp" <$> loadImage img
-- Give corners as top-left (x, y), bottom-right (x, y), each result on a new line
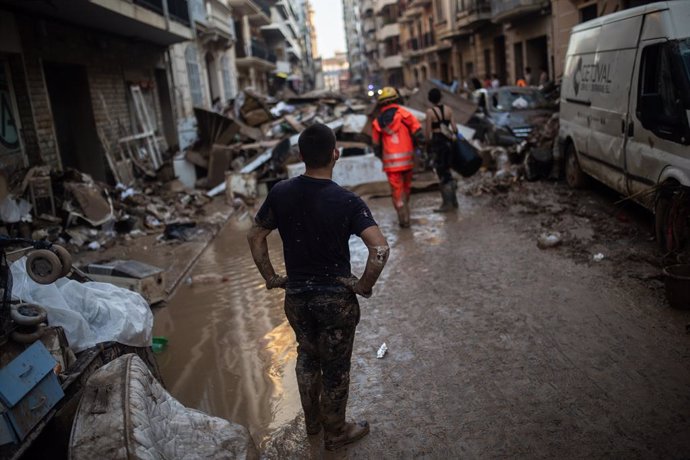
top-left (69, 354), bottom-right (258, 460)
top-left (10, 257), bottom-right (152, 352)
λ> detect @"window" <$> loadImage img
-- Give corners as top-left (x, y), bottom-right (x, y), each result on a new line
top-left (221, 55), bottom-right (233, 100)
top-left (639, 44), bottom-right (677, 121)
top-left (185, 45), bottom-right (204, 107)
top-left (637, 42), bottom-right (689, 143)
top-left (579, 4), bottom-right (597, 23)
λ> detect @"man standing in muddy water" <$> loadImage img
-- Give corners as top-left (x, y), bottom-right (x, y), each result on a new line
top-left (247, 123), bottom-right (390, 451)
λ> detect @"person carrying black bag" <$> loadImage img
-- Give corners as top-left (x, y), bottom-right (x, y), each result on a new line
top-left (425, 88), bottom-right (459, 212)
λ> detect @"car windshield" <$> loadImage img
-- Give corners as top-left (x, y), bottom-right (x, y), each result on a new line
top-left (489, 89), bottom-right (548, 112)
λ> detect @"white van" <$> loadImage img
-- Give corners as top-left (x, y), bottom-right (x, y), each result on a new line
top-left (559, 1), bottom-right (690, 251)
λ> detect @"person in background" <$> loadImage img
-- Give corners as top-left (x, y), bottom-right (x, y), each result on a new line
top-left (483, 74), bottom-right (492, 88)
top-left (247, 124), bottom-right (390, 451)
top-left (539, 67), bottom-right (550, 87)
top-left (516, 76), bottom-right (527, 87)
top-left (491, 73), bottom-right (500, 89)
top-left (425, 88), bottom-right (458, 213)
top-left (525, 67), bottom-right (534, 86)
top-left (372, 87), bottom-right (424, 228)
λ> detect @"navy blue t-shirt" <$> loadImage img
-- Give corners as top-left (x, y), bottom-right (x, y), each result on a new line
top-left (255, 175), bottom-right (377, 289)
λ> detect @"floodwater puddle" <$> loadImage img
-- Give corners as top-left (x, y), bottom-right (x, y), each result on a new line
top-left (153, 212), bottom-right (374, 448)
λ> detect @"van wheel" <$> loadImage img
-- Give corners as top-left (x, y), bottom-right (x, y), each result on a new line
top-left (655, 186), bottom-right (690, 253)
top-left (565, 142), bottom-right (587, 188)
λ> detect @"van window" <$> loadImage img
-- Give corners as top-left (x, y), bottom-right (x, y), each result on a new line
top-left (638, 43), bottom-right (679, 124)
top-left (637, 41), bottom-right (690, 144)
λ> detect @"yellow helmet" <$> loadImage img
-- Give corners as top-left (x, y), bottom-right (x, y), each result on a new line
top-left (377, 86), bottom-right (398, 103)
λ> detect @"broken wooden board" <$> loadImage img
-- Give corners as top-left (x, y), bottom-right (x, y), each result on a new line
top-left (207, 146), bottom-right (232, 189)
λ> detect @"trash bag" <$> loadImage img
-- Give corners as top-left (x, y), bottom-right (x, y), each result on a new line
top-left (10, 257), bottom-right (152, 352)
top-left (451, 138), bottom-right (482, 177)
top-left (69, 354), bottom-right (258, 460)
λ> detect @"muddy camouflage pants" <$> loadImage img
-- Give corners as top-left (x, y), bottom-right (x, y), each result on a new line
top-left (284, 290), bottom-right (360, 433)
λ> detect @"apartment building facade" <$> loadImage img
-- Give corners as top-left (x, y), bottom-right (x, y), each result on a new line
top-left (343, 0), bottom-right (369, 87)
top-left (397, 0), bottom-right (659, 89)
top-left (0, 0), bottom-right (192, 181)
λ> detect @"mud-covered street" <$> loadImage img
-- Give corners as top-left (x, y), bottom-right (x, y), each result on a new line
top-left (154, 178), bottom-right (690, 459)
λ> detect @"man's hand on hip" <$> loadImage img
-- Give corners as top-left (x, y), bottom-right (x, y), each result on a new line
top-left (338, 275), bottom-right (373, 298)
top-left (266, 274), bottom-right (288, 290)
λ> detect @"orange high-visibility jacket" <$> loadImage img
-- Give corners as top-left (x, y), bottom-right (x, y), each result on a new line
top-left (372, 104), bottom-right (421, 173)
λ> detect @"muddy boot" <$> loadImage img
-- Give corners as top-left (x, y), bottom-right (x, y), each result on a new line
top-left (324, 420), bottom-right (370, 451)
top-left (395, 207), bottom-right (408, 228)
top-left (434, 183), bottom-right (454, 213)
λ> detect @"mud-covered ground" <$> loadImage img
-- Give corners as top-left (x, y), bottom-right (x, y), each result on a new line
top-left (155, 175), bottom-right (690, 459)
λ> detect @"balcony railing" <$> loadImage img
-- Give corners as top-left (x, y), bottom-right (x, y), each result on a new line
top-left (464, 0), bottom-right (491, 14)
top-left (456, 0), bottom-right (491, 30)
top-left (422, 32), bottom-right (434, 48)
top-left (134, 0), bottom-right (191, 26)
top-left (491, 0), bottom-right (547, 22)
top-left (250, 38), bottom-right (277, 62)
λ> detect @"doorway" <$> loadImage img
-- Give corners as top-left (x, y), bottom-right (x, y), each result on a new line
top-left (494, 35), bottom-right (506, 84)
top-left (155, 68), bottom-right (177, 149)
top-left (205, 52), bottom-right (220, 105)
top-left (525, 36), bottom-right (548, 80)
top-left (514, 42), bottom-right (524, 82)
top-left (43, 62), bottom-right (105, 181)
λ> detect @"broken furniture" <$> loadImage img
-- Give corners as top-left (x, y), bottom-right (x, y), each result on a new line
top-left (81, 260), bottom-right (166, 305)
top-left (0, 341), bottom-right (64, 446)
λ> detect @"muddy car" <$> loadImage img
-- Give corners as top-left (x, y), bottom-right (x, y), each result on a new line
top-left (468, 87), bottom-right (556, 145)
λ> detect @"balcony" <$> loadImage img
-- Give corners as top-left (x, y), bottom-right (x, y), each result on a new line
top-left (228, 0), bottom-right (271, 25)
top-left (9, 0), bottom-right (193, 45)
top-left (454, 0), bottom-right (491, 35)
top-left (491, 0), bottom-right (549, 23)
top-left (191, 0), bottom-right (236, 47)
top-left (363, 17), bottom-right (377, 33)
top-left (421, 31), bottom-right (435, 48)
top-left (408, 0), bottom-right (431, 7)
top-left (374, 0), bottom-right (398, 15)
top-left (236, 37), bottom-right (277, 70)
top-left (406, 37), bottom-right (419, 51)
top-left (377, 23), bottom-right (399, 41)
top-left (287, 45), bottom-right (302, 61)
top-left (381, 54), bottom-right (403, 69)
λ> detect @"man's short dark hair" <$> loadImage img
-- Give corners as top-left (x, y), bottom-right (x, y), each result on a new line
top-left (428, 88), bottom-right (442, 104)
top-left (299, 123), bottom-right (336, 168)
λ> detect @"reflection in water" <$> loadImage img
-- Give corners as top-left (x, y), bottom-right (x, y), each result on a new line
top-left (154, 216), bottom-right (291, 444)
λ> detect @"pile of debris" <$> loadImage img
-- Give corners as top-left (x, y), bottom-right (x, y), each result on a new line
top-left (177, 88), bottom-right (373, 198)
top-left (0, 166), bottom-right (222, 254)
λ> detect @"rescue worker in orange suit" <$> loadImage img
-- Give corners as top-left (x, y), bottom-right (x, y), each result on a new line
top-left (371, 87), bottom-right (424, 228)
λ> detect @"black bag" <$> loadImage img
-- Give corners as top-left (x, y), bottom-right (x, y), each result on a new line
top-left (451, 138), bottom-right (482, 177)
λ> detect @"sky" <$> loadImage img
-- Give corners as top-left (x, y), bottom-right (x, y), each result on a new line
top-left (310, 0), bottom-right (346, 59)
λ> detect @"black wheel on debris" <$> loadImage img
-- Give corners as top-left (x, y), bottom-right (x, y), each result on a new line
top-left (26, 249), bottom-right (62, 285)
top-left (655, 185), bottom-right (690, 253)
top-left (564, 142), bottom-right (587, 188)
top-left (10, 303), bottom-right (48, 326)
top-left (51, 245), bottom-right (72, 278)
